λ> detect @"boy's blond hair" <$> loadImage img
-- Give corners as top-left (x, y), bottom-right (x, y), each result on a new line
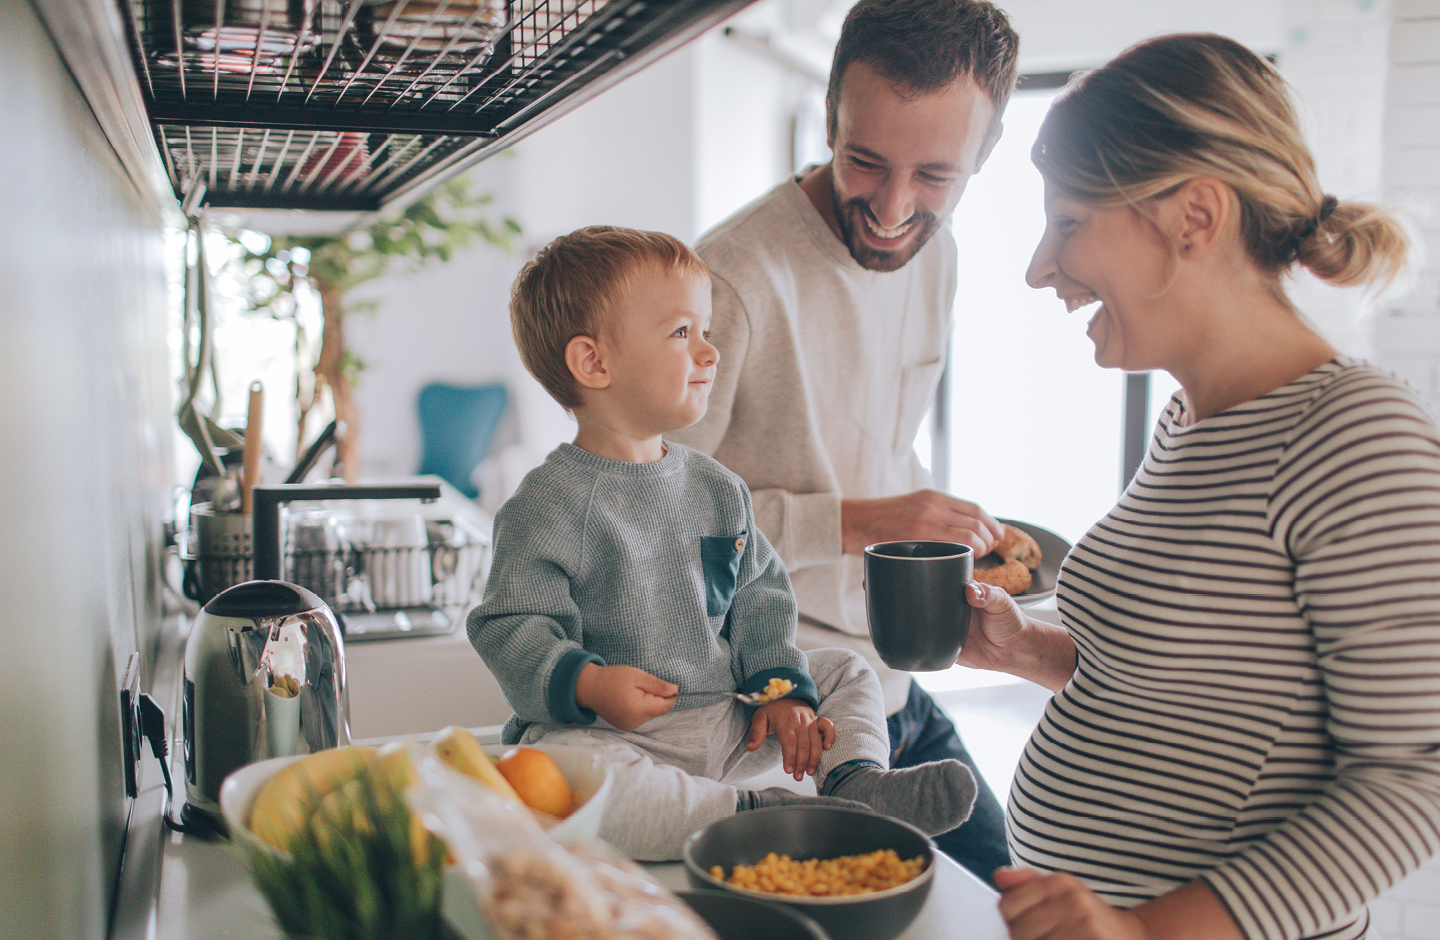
top-left (510, 225), bottom-right (709, 410)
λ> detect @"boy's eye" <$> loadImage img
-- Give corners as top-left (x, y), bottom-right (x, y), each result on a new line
top-left (702, 330), bottom-right (712, 341)
top-left (672, 326), bottom-right (688, 338)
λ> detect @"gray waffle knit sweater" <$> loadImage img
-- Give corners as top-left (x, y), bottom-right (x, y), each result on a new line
top-left (467, 442), bottom-right (816, 744)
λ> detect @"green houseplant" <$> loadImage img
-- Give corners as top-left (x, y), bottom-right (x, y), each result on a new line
top-left (230, 177), bottom-right (520, 481)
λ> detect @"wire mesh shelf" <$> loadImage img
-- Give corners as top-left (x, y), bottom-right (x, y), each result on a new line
top-left (118, 0), bottom-right (754, 210)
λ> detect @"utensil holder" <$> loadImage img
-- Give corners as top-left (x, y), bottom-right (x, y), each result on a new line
top-left (189, 503), bottom-right (253, 603)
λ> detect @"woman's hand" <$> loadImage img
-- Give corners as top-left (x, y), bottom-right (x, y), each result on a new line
top-left (573, 663), bottom-right (677, 731)
top-left (746, 699), bottom-right (836, 780)
top-left (996, 868), bottom-right (1244, 940)
top-left (996, 868), bottom-right (1146, 940)
top-left (957, 582), bottom-right (1030, 672)
top-left (960, 583), bottom-right (1077, 692)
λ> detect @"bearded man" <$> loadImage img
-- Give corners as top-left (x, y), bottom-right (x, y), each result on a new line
top-left (671, 0), bottom-right (1020, 886)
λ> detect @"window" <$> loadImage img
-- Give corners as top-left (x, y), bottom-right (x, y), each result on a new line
top-left (940, 88), bottom-right (1178, 546)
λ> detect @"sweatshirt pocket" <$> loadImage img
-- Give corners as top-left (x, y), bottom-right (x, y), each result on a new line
top-left (893, 357), bottom-right (944, 453)
top-left (700, 532), bottom-right (747, 617)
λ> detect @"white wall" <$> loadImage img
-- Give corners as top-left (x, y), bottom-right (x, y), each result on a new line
top-left (350, 46), bottom-right (704, 500)
top-left (1281, 0), bottom-right (1395, 357)
top-left (1373, 0), bottom-right (1440, 416)
top-left (1002, 0), bottom-right (1284, 71)
top-left (0, 5), bottom-right (174, 939)
top-left (694, 2), bottom-right (799, 232)
top-left (1343, 2), bottom-right (1440, 936)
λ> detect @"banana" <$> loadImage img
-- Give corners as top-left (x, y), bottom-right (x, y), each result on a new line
top-left (375, 741), bottom-right (420, 791)
top-left (311, 777), bottom-right (369, 838)
top-left (431, 725), bottom-right (522, 804)
top-left (308, 743), bottom-right (434, 865)
top-left (248, 745), bottom-right (378, 851)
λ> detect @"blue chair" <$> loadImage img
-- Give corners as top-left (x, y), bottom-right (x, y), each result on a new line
top-left (416, 382), bottom-right (509, 499)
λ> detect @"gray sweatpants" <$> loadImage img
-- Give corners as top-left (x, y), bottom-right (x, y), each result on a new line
top-left (518, 647), bottom-right (890, 860)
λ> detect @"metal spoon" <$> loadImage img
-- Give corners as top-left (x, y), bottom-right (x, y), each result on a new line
top-left (673, 690), bottom-right (772, 705)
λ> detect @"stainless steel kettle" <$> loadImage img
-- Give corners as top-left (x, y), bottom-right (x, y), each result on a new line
top-left (181, 579), bottom-right (349, 825)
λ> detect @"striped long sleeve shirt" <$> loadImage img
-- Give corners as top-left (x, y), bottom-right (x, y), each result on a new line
top-left (1009, 358), bottom-right (1440, 940)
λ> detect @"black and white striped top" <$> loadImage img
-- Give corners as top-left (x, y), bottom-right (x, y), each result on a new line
top-left (1008, 358), bottom-right (1440, 940)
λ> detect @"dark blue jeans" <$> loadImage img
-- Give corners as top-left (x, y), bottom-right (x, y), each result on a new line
top-left (888, 679), bottom-right (1011, 888)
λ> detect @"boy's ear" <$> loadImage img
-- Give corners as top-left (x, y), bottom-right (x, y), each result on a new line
top-left (565, 335), bottom-right (611, 391)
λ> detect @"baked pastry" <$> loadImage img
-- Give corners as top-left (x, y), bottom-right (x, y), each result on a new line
top-left (973, 559), bottom-right (1032, 594)
top-left (993, 523), bottom-right (1042, 568)
top-left (973, 524), bottom-right (1043, 595)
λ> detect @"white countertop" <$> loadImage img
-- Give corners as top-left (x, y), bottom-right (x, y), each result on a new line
top-left (120, 554), bottom-right (1012, 940)
top-left (147, 779), bottom-right (1009, 940)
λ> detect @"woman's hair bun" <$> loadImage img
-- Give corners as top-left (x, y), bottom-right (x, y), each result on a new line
top-left (1297, 198), bottom-right (1411, 290)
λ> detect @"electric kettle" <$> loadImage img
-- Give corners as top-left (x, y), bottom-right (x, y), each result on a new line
top-left (180, 579), bottom-right (349, 827)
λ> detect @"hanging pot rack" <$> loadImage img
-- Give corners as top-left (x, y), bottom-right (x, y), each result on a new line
top-left (117, 0), bottom-right (753, 212)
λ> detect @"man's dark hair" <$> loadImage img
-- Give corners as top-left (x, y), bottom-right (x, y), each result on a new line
top-left (826, 0), bottom-right (1020, 138)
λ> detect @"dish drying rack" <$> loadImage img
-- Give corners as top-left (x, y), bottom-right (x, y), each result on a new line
top-left (178, 483), bottom-right (491, 640)
top-left (115, 0), bottom-right (756, 211)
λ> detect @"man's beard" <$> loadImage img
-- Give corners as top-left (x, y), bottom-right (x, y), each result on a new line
top-left (832, 193), bottom-right (941, 272)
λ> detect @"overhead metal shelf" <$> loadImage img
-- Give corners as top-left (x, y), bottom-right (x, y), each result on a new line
top-left (119, 0), bottom-right (752, 211)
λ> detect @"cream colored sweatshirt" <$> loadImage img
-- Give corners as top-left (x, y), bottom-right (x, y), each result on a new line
top-left (670, 176), bottom-right (956, 714)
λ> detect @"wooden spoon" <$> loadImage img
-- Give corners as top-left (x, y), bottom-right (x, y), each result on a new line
top-left (240, 381), bottom-right (263, 515)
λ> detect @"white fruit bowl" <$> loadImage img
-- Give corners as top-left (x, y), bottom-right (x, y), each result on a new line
top-left (218, 741), bottom-right (614, 856)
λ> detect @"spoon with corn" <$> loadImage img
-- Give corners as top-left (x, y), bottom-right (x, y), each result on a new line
top-left (673, 677), bottom-right (794, 705)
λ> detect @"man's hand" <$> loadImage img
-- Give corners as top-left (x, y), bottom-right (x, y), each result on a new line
top-left (573, 663), bottom-right (677, 732)
top-left (841, 490), bottom-right (1003, 556)
top-left (995, 868), bottom-right (1147, 940)
top-left (745, 698), bottom-right (836, 780)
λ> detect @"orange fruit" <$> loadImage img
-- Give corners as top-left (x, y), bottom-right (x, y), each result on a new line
top-left (495, 747), bottom-right (574, 818)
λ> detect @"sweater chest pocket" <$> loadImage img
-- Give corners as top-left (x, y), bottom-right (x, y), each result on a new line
top-left (892, 357), bottom-right (943, 453)
top-left (700, 532), bottom-right (746, 616)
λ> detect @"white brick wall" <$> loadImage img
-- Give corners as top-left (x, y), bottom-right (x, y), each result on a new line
top-left (1288, 4), bottom-right (1440, 936)
top-left (1281, 4), bottom-right (1440, 937)
top-left (1371, 0), bottom-right (1440, 430)
top-left (1282, 0), bottom-right (1393, 357)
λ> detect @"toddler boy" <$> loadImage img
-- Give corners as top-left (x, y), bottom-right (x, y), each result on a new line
top-left (468, 226), bottom-right (975, 859)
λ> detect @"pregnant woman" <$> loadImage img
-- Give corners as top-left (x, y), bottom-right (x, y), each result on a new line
top-left (959, 33), bottom-right (1440, 940)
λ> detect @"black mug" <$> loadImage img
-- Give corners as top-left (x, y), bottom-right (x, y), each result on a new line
top-left (864, 541), bottom-right (973, 671)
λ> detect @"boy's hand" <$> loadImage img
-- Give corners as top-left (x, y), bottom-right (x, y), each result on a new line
top-left (745, 698), bottom-right (835, 780)
top-left (574, 664), bottom-right (677, 732)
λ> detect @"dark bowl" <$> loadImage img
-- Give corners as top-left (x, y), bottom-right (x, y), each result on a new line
top-left (677, 889), bottom-right (830, 940)
top-left (681, 806), bottom-right (934, 940)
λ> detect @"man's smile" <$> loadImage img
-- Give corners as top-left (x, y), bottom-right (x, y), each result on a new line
top-left (863, 211), bottom-right (917, 241)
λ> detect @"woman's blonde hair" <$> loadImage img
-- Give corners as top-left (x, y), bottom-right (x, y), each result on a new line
top-left (510, 226), bottom-right (708, 410)
top-left (1032, 33), bottom-right (1410, 289)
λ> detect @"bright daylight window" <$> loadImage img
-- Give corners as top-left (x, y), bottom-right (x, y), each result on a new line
top-left (936, 87), bottom-right (1178, 547)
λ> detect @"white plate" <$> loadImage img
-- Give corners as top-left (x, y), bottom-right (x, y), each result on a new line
top-left (990, 519), bottom-right (1071, 608)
